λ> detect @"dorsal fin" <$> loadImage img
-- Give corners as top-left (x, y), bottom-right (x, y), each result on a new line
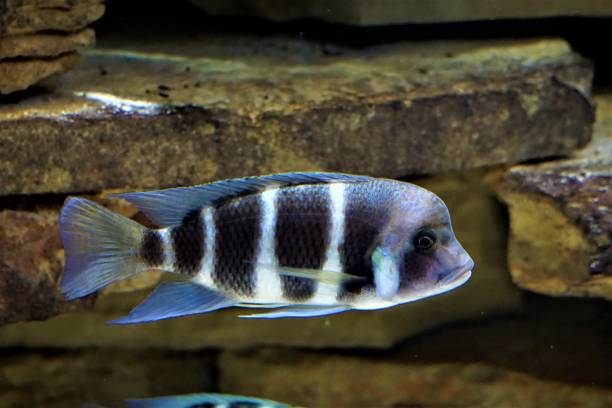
top-left (109, 172), bottom-right (373, 227)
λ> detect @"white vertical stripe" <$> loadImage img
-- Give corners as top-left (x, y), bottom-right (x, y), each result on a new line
top-left (158, 228), bottom-right (175, 272)
top-left (194, 207), bottom-right (216, 288)
top-left (311, 182), bottom-right (346, 305)
top-left (322, 182), bottom-right (346, 272)
top-left (254, 189), bottom-right (283, 301)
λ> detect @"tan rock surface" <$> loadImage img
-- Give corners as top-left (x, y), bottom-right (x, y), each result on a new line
top-left (0, 38), bottom-right (594, 195)
top-left (495, 94), bottom-right (612, 300)
top-left (222, 357), bottom-right (612, 407)
top-left (0, 51), bottom-right (80, 94)
top-left (0, 0), bottom-right (104, 36)
top-left (0, 28), bottom-right (94, 59)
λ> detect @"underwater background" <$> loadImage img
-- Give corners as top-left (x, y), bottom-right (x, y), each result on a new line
top-left (0, 1), bottom-right (611, 407)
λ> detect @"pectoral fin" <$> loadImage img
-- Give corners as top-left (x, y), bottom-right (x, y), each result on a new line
top-left (276, 265), bottom-right (364, 285)
top-left (372, 247), bottom-right (400, 301)
top-left (239, 305), bottom-right (351, 319)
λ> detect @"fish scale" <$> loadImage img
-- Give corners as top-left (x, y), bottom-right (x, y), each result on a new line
top-left (276, 184), bottom-right (331, 301)
top-left (213, 195), bottom-right (261, 298)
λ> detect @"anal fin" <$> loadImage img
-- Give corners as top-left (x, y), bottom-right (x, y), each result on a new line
top-left (108, 281), bottom-right (235, 324)
top-left (239, 305), bottom-right (350, 319)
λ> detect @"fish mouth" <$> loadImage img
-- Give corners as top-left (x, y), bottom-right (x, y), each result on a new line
top-left (439, 260), bottom-right (474, 287)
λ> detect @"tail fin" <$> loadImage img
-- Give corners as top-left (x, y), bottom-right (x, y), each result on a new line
top-left (60, 197), bottom-right (148, 300)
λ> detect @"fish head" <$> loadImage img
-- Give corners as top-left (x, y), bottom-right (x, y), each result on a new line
top-left (372, 184), bottom-right (474, 304)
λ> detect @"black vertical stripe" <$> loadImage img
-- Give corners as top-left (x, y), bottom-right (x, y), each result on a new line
top-left (140, 230), bottom-right (164, 267)
top-left (275, 185), bottom-right (330, 301)
top-left (213, 195), bottom-right (260, 297)
top-left (171, 209), bottom-right (205, 276)
top-left (338, 182), bottom-right (390, 301)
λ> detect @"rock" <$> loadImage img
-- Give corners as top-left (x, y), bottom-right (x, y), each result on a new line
top-left (0, 1), bottom-right (103, 94)
top-left (220, 295), bottom-right (612, 407)
top-left (0, 349), bottom-right (215, 408)
top-left (0, 171), bottom-right (521, 347)
top-left (0, 38), bottom-right (594, 195)
top-left (222, 356), bottom-right (612, 407)
top-left (0, 209), bottom-right (71, 325)
top-left (0, 0), bottom-right (105, 36)
top-left (189, 0), bottom-right (612, 25)
top-left (495, 94), bottom-right (612, 300)
top-left (0, 51), bottom-right (80, 94)
top-left (0, 28), bottom-right (94, 59)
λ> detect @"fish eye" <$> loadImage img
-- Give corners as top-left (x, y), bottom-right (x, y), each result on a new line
top-left (414, 229), bottom-right (437, 253)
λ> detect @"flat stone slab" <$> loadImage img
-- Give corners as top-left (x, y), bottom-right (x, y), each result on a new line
top-left (0, 0), bottom-right (105, 36)
top-left (0, 51), bottom-right (80, 94)
top-left (495, 94), bottom-right (612, 300)
top-left (221, 354), bottom-right (612, 407)
top-left (0, 28), bottom-right (94, 59)
top-left (189, 0), bottom-right (612, 25)
top-left (0, 172), bottom-right (521, 348)
top-left (0, 38), bottom-right (594, 195)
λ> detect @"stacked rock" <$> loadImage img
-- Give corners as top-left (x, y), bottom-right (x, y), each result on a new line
top-left (0, 0), bottom-right (105, 94)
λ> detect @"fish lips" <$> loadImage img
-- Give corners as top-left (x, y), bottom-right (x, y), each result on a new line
top-left (438, 259), bottom-right (474, 287)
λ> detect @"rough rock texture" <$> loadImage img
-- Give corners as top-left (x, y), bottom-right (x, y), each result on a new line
top-left (189, 0), bottom-right (612, 25)
top-left (0, 209), bottom-right (65, 325)
top-left (222, 355), bottom-right (612, 407)
top-left (220, 296), bottom-right (612, 407)
top-left (0, 1), bottom-right (102, 94)
top-left (0, 349), bottom-right (215, 408)
top-left (0, 0), bottom-right (105, 36)
top-left (0, 195), bottom-right (136, 325)
top-left (0, 28), bottom-right (94, 59)
top-left (495, 94), bottom-right (612, 300)
top-left (0, 38), bottom-right (594, 195)
top-left (0, 172), bottom-right (521, 347)
top-left (0, 51), bottom-right (80, 94)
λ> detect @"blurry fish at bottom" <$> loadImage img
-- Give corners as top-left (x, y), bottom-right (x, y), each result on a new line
top-left (84, 393), bottom-right (293, 408)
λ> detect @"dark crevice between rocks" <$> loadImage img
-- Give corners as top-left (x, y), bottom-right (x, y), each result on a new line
top-left (0, 85), bottom-right (53, 104)
top-left (518, 154), bottom-right (572, 166)
top-left (0, 192), bottom-right (81, 211)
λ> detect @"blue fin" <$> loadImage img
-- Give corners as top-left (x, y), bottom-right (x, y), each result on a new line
top-left (110, 172), bottom-right (373, 227)
top-left (108, 282), bottom-right (235, 324)
top-left (239, 305), bottom-right (351, 319)
top-left (60, 197), bottom-right (148, 300)
top-left (124, 393), bottom-right (291, 408)
top-left (237, 302), bottom-right (289, 308)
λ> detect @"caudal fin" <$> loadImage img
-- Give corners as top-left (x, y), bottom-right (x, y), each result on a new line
top-left (60, 197), bottom-right (148, 300)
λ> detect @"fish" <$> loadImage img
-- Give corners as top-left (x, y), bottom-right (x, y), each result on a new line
top-left (124, 393), bottom-right (291, 408)
top-left (60, 172), bottom-right (474, 323)
top-left (85, 393), bottom-right (292, 408)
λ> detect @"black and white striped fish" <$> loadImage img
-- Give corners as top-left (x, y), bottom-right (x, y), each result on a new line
top-left (60, 172), bottom-right (473, 322)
